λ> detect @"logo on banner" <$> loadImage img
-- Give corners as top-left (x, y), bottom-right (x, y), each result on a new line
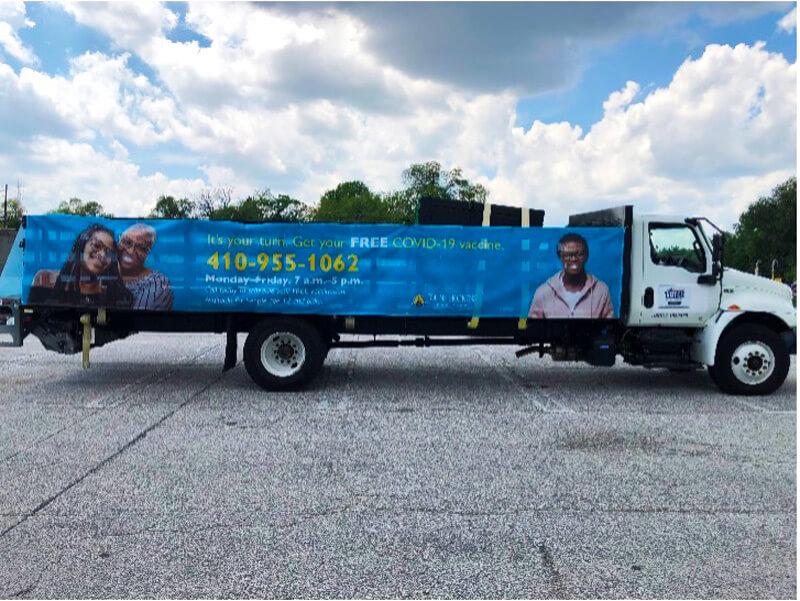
top-left (413, 294), bottom-right (425, 306)
top-left (658, 285), bottom-right (691, 309)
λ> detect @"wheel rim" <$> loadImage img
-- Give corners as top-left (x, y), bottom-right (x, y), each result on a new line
top-left (260, 331), bottom-right (306, 377)
top-left (730, 340), bottom-right (775, 385)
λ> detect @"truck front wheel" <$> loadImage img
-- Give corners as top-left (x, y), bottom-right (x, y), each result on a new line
top-left (713, 324), bottom-right (790, 395)
top-left (244, 317), bottom-right (326, 391)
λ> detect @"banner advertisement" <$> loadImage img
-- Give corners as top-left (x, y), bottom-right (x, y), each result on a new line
top-left (22, 215), bottom-right (625, 319)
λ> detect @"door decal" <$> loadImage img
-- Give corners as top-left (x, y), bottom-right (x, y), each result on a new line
top-left (658, 285), bottom-right (692, 309)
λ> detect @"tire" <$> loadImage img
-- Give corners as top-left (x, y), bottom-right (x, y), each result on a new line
top-left (712, 324), bottom-right (790, 395)
top-left (243, 317), bottom-right (326, 391)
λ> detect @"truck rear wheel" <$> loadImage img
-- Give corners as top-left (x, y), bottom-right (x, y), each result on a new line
top-left (713, 324), bottom-right (790, 395)
top-left (244, 317), bottom-right (326, 391)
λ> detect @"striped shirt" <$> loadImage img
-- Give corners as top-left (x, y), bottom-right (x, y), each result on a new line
top-left (126, 271), bottom-right (173, 310)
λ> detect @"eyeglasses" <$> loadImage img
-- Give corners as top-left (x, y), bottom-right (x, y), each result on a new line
top-left (119, 236), bottom-right (152, 255)
top-left (561, 252), bottom-right (586, 261)
top-left (86, 238), bottom-right (115, 256)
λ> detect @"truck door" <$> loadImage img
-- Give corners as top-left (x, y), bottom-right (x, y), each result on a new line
top-left (632, 219), bottom-right (721, 327)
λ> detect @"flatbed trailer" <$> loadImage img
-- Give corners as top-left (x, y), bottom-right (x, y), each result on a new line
top-left (0, 204), bottom-right (794, 395)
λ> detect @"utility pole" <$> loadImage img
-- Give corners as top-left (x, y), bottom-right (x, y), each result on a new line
top-left (3, 184), bottom-right (7, 229)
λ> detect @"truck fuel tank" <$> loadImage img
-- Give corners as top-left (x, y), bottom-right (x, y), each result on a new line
top-left (587, 332), bottom-right (617, 366)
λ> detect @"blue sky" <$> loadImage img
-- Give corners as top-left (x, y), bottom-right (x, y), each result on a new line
top-left (0, 2), bottom-right (795, 227)
top-left (515, 6), bottom-right (797, 132)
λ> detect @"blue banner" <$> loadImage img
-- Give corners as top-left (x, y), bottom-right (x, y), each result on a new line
top-left (22, 215), bottom-right (624, 319)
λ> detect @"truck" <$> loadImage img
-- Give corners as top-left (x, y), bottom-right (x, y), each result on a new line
top-left (0, 203), bottom-right (795, 395)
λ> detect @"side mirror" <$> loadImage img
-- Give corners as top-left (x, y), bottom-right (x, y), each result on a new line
top-left (698, 233), bottom-right (724, 285)
top-left (711, 233), bottom-right (724, 264)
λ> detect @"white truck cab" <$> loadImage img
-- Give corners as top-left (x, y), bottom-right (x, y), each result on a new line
top-left (627, 212), bottom-right (795, 395)
top-left (629, 214), bottom-right (721, 328)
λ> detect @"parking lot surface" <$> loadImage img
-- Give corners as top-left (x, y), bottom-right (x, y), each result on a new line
top-left (0, 333), bottom-right (795, 598)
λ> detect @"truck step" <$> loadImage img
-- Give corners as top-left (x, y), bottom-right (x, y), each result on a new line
top-left (0, 302), bottom-right (23, 347)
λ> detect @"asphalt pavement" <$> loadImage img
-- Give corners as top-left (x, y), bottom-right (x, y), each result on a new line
top-left (0, 333), bottom-right (795, 598)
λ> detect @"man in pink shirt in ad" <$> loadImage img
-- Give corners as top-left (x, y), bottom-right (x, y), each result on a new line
top-left (528, 233), bottom-right (614, 319)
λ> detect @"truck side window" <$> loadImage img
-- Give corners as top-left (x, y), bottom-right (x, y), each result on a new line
top-left (649, 224), bottom-right (706, 273)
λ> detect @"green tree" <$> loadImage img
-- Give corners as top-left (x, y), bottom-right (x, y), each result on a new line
top-left (51, 197), bottom-right (112, 217)
top-left (402, 161), bottom-right (449, 201)
top-left (237, 189), bottom-right (309, 222)
top-left (399, 161), bottom-right (488, 222)
top-left (271, 194), bottom-right (310, 222)
top-left (381, 190), bottom-right (416, 225)
top-left (196, 187), bottom-right (234, 219)
top-left (402, 161), bottom-right (487, 203)
top-left (2, 197), bottom-right (24, 230)
top-left (725, 177), bottom-right (796, 282)
top-left (149, 195), bottom-right (194, 219)
top-left (204, 189), bottom-right (310, 222)
top-left (208, 200), bottom-right (257, 222)
top-left (313, 181), bottom-right (391, 224)
top-left (445, 167), bottom-right (488, 204)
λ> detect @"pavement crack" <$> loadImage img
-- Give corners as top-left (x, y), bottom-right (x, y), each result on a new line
top-left (8, 584), bottom-right (37, 598)
top-left (4, 549), bottom-right (61, 598)
top-left (277, 504), bottom-right (789, 527)
top-left (98, 522), bottom-right (248, 537)
top-left (0, 371), bottom-right (227, 540)
top-left (537, 542), bottom-right (566, 599)
top-left (0, 343), bottom-right (221, 465)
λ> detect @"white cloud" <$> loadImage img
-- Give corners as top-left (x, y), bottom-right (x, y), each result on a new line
top-left (603, 81), bottom-right (640, 115)
top-left (0, 3), bottom-right (794, 233)
top-left (185, 2), bottom-right (325, 53)
top-left (718, 170), bottom-right (797, 218)
top-left (778, 7), bottom-right (796, 33)
top-left (0, 1), bottom-right (37, 65)
top-left (345, 2), bottom-right (787, 93)
top-left (5, 137), bottom-right (206, 217)
top-left (480, 43), bottom-right (796, 228)
top-left (59, 1), bottom-right (177, 50)
top-left (6, 51), bottom-right (177, 145)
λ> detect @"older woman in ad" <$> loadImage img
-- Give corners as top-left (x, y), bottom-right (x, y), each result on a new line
top-left (117, 224), bottom-right (173, 310)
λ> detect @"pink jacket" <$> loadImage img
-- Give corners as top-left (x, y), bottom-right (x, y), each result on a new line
top-left (528, 271), bottom-right (614, 319)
